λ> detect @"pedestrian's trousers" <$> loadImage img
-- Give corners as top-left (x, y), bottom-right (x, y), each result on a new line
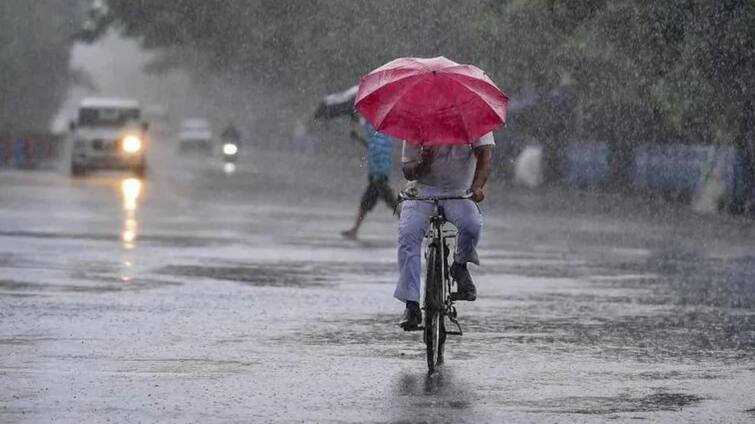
top-left (394, 192), bottom-right (482, 303)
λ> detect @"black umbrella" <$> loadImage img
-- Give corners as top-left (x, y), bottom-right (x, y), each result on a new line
top-left (312, 85), bottom-right (358, 120)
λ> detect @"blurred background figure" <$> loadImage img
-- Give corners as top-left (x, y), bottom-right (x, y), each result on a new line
top-left (341, 113), bottom-right (398, 240)
top-left (220, 123), bottom-right (241, 147)
top-left (308, 84), bottom-right (400, 239)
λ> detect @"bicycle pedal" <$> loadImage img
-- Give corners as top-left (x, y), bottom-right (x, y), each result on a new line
top-left (450, 292), bottom-right (476, 301)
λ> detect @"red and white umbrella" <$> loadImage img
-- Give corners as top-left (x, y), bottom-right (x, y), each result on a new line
top-left (355, 56), bottom-right (509, 146)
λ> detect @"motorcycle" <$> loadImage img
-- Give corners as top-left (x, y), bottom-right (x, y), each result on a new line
top-left (221, 141), bottom-right (239, 174)
top-left (220, 124), bottom-right (241, 174)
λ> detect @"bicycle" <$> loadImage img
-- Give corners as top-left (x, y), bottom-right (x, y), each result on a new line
top-left (397, 190), bottom-right (470, 373)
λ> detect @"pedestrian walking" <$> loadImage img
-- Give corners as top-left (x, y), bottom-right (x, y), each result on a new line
top-left (341, 113), bottom-right (399, 239)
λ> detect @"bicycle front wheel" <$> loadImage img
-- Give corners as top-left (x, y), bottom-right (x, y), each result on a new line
top-left (424, 242), bottom-right (445, 373)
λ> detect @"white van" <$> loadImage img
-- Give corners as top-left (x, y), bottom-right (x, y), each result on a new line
top-left (69, 97), bottom-right (149, 177)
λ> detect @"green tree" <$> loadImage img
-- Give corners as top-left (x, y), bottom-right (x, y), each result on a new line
top-left (0, 0), bottom-right (84, 134)
top-left (94, 0), bottom-right (753, 204)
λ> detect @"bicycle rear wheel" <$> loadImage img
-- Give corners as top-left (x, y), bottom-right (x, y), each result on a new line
top-left (424, 242), bottom-right (445, 373)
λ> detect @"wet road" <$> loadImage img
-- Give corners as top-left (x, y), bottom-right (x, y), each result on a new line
top-left (1, 148), bottom-right (754, 423)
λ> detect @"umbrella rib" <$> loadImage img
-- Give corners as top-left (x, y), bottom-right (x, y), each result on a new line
top-left (438, 64), bottom-right (488, 81)
top-left (439, 73), bottom-right (508, 120)
top-left (361, 74), bottom-right (425, 127)
top-left (357, 69), bottom-right (423, 102)
top-left (403, 57), bottom-right (433, 71)
top-left (440, 74), bottom-right (487, 142)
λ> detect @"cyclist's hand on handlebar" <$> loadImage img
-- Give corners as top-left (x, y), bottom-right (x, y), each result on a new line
top-left (470, 187), bottom-right (485, 203)
top-left (420, 148), bottom-right (434, 164)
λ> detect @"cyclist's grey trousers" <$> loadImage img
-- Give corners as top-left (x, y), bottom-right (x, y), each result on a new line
top-left (395, 197), bottom-right (482, 303)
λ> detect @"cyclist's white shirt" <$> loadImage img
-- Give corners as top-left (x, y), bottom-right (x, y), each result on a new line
top-left (401, 132), bottom-right (495, 195)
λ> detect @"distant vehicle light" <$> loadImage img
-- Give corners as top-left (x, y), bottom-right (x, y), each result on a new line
top-left (223, 143), bottom-right (238, 156)
top-left (122, 135), bottom-right (142, 153)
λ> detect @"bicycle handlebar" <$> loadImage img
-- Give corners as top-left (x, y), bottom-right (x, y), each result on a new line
top-left (397, 191), bottom-right (473, 202)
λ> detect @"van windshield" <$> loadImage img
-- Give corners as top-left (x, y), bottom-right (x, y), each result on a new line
top-left (79, 107), bottom-right (140, 126)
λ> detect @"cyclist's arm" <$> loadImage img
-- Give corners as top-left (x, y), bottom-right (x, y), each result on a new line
top-left (402, 149), bottom-right (433, 180)
top-left (471, 145), bottom-right (493, 201)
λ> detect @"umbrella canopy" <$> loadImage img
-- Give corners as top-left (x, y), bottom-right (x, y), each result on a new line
top-left (312, 85), bottom-right (359, 121)
top-left (355, 57), bottom-right (509, 146)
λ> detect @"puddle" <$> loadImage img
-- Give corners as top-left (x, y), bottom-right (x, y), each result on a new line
top-left (0, 277), bottom-right (179, 294)
top-left (464, 303), bottom-right (755, 361)
top-left (0, 230), bottom-right (233, 248)
top-left (522, 391), bottom-right (703, 414)
top-left (115, 357), bottom-right (260, 376)
top-left (157, 263), bottom-right (331, 288)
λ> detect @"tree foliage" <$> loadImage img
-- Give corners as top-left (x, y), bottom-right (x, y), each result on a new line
top-left (96, 0), bottom-right (753, 159)
top-left (0, 0), bottom-right (84, 133)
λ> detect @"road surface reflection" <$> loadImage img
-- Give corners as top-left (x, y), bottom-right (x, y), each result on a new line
top-left (223, 162), bottom-right (236, 174)
top-left (120, 177), bottom-right (142, 250)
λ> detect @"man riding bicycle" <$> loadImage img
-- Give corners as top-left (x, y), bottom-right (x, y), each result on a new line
top-left (397, 132), bottom-right (494, 329)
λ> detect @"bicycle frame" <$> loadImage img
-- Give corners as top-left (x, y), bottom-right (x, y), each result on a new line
top-left (425, 202), bottom-right (449, 312)
top-left (425, 201), bottom-right (463, 336)
top-left (398, 191), bottom-right (469, 372)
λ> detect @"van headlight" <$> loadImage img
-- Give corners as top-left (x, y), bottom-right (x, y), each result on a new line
top-left (122, 135), bottom-right (142, 153)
